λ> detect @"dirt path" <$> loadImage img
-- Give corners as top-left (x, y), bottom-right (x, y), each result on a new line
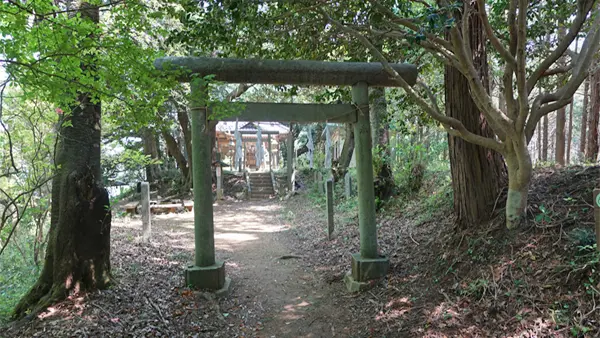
top-left (0, 199), bottom-right (356, 338)
top-left (158, 199), bottom-right (353, 337)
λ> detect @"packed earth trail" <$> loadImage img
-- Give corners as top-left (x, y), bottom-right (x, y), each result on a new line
top-left (207, 200), bottom-right (356, 337)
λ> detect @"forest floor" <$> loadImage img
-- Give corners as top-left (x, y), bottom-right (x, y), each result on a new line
top-left (0, 199), bottom-right (362, 337)
top-left (1, 165), bottom-right (599, 337)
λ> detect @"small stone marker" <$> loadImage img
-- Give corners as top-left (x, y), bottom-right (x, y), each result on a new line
top-left (327, 179), bottom-right (334, 240)
top-left (344, 172), bottom-right (353, 198)
top-left (594, 188), bottom-right (600, 252)
top-left (141, 182), bottom-right (151, 242)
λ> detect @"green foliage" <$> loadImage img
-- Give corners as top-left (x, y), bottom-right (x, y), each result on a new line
top-left (0, 233), bottom-right (42, 324)
top-left (534, 205), bottom-right (553, 224)
top-left (459, 278), bottom-right (490, 298)
top-left (568, 228), bottom-right (597, 248)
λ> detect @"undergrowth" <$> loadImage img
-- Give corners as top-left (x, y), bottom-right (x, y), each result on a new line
top-left (0, 234), bottom-right (41, 323)
top-left (298, 163), bottom-right (600, 335)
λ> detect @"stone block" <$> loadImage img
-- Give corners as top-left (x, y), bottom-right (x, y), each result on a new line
top-left (350, 253), bottom-right (389, 282)
top-left (185, 261), bottom-right (226, 290)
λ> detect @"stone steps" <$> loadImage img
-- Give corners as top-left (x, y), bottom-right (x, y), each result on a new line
top-left (248, 173), bottom-right (274, 199)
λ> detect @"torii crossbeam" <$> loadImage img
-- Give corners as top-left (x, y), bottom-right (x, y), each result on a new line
top-left (155, 56), bottom-right (418, 294)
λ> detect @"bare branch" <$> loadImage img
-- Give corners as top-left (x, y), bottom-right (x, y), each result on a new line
top-left (419, 82), bottom-right (506, 153)
top-left (525, 5), bottom-right (600, 141)
top-left (526, 0), bottom-right (594, 93)
top-left (322, 8), bottom-right (505, 153)
top-left (449, 26), bottom-right (515, 137)
top-left (368, 0), bottom-right (454, 50)
top-left (538, 65), bottom-right (574, 77)
top-left (225, 84), bottom-right (252, 102)
top-left (514, 0), bottom-right (530, 133)
top-left (476, 0), bottom-right (516, 65)
top-left (508, 0), bottom-right (518, 56)
top-left (0, 175), bottom-right (53, 256)
top-left (461, 1), bottom-right (472, 60)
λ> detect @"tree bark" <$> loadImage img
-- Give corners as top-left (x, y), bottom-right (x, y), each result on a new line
top-left (555, 26), bottom-right (567, 166)
top-left (177, 109), bottom-right (193, 171)
top-left (542, 115), bottom-right (549, 162)
top-left (370, 87), bottom-right (395, 202)
top-left (14, 2), bottom-right (110, 319)
top-left (332, 123), bottom-right (355, 182)
top-left (566, 100), bottom-right (574, 164)
top-left (555, 104), bottom-right (566, 165)
top-left (505, 141), bottom-right (533, 229)
top-left (162, 130), bottom-right (190, 182)
top-left (142, 128), bottom-right (160, 182)
top-left (537, 121), bottom-right (542, 162)
top-left (586, 63), bottom-right (600, 162)
top-left (580, 77), bottom-right (590, 160)
top-left (445, 2), bottom-right (506, 226)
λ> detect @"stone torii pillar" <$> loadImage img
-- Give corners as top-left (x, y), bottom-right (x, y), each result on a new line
top-left (343, 82), bottom-right (388, 292)
top-left (185, 80), bottom-right (229, 294)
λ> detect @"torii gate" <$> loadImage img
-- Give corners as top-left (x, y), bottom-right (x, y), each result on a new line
top-left (155, 57), bottom-right (418, 293)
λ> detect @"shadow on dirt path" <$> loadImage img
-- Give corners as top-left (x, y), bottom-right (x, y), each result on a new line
top-left (158, 199), bottom-right (354, 337)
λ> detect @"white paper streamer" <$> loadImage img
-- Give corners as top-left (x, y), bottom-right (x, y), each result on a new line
top-left (256, 125), bottom-right (263, 168)
top-left (234, 119), bottom-right (243, 170)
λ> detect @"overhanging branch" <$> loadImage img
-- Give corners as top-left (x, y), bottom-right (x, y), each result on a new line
top-left (322, 8), bottom-right (505, 153)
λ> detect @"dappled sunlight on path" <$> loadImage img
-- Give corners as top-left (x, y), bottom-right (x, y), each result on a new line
top-left (156, 199), bottom-right (350, 337)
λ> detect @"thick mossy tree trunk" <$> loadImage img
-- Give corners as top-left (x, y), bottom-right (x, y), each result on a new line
top-left (445, 2), bottom-right (506, 227)
top-left (14, 3), bottom-right (110, 319)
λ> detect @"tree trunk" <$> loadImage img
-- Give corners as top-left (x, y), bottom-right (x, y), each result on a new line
top-left (566, 100), bottom-right (574, 164)
top-left (542, 115), bottom-right (549, 162)
top-left (14, 2), bottom-right (110, 319)
top-left (586, 64), bottom-right (600, 162)
top-left (504, 139), bottom-right (533, 229)
top-left (580, 77), bottom-right (589, 160)
top-left (445, 1), bottom-right (506, 226)
top-left (162, 130), bottom-right (190, 182)
top-left (555, 105), bottom-right (566, 165)
top-left (555, 26), bottom-right (567, 166)
top-left (142, 128), bottom-right (160, 182)
top-left (333, 123), bottom-right (355, 182)
top-left (177, 109), bottom-right (193, 171)
top-left (537, 121), bottom-right (542, 162)
top-left (370, 87), bottom-right (395, 202)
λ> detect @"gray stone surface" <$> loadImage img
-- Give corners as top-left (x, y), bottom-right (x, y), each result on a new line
top-left (185, 261), bottom-right (226, 290)
top-left (344, 272), bottom-right (377, 292)
top-left (350, 253), bottom-right (389, 282)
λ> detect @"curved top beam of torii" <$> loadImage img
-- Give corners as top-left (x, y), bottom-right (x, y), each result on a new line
top-left (154, 57), bottom-right (418, 87)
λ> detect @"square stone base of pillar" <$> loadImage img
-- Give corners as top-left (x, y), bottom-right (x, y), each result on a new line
top-left (344, 253), bottom-right (390, 292)
top-left (352, 253), bottom-right (390, 281)
top-left (185, 261), bottom-right (229, 296)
